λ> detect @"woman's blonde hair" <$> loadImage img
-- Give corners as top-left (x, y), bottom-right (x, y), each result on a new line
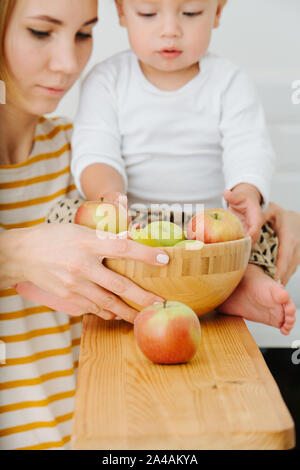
top-left (0, 0), bottom-right (18, 96)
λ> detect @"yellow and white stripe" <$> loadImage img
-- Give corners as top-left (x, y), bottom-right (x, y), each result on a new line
top-left (0, 117), bottom-right (82, 450)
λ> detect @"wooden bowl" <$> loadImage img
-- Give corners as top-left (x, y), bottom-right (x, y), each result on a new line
top-left (104, 236), bottom-right (252, 317)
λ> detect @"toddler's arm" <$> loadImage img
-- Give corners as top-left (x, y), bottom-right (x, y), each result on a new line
top-left (80, 163), bottom-right (125, 201)
top-left (71, 62), bottom-right (127, 202)
top-left (220, 68), bottom-right (276, 211)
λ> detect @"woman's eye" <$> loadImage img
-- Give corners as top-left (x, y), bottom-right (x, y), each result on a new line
top-left (28, 28), bottom-right (91, 41)
top-left (76, 32), bottom-right (92, 41)
top-left (184, 11), bottom-right (203, 17)
top-left (28, 28), bottom-right (50, 39)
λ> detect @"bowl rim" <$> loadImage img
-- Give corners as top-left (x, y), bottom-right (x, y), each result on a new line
top-left (162, 235), bottom-right (251, 252)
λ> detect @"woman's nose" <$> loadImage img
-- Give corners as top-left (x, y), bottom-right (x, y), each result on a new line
top-left (49, 42), bottom-right (79, 75)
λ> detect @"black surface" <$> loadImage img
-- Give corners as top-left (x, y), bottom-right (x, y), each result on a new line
top-left (260, 348), bottom-right (300, 450)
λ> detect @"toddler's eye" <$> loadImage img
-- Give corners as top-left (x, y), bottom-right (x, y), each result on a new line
top-left (138, 12), bottom-right (156, 17)
top-left (28, 28), bottom-right (50, 39)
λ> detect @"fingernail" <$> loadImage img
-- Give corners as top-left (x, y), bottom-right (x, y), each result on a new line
top-left (156, 254), bottom-right (169, 264)
top-left (115, 316), bottom-right (122, 320)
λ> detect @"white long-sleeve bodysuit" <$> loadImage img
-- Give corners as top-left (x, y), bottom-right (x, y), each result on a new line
top-left (71, 50), bottom-right (275, 211)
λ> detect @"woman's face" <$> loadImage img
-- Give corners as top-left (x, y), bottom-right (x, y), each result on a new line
top-left (4, 0), bottom-right (98, 115)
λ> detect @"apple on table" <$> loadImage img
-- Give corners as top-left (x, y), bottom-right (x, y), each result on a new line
top-left (134, 301), bottom-right (201, 364)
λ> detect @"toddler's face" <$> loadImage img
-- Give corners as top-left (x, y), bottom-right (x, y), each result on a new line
top-left (116, 0), bottom-right (225, 75)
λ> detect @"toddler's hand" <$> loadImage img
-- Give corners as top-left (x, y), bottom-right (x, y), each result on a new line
top-left (101, 191), bottom-right (128, 210)
top-left (223, 186), bottom-right (264, 245)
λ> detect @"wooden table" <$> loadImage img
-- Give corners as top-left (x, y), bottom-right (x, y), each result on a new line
top-left (72, 312), bottom-right (295, 450)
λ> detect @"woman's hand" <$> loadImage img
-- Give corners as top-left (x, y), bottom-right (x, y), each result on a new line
top-left (263, 202), bottom-right (300, 285)
top-left (12, 223), bottom-right (169, 323)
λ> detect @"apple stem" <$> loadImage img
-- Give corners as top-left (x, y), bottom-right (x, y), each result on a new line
top-left (163, 300), bottom-right (168, 309)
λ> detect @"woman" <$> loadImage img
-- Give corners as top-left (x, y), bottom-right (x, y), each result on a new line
top-left (0, 0), bottom-right (299, 451)
top-left (0, 0), bottom-right (169, 450)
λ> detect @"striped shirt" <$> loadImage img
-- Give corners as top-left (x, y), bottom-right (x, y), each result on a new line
top-left (0, 117), bottom-right (82, 450)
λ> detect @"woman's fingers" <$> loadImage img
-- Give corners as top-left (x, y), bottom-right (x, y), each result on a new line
top-left (14, 281), bottom-right (96, 316)
top-left (91, 232), bottom-right (170, 266)
top-left (15, 281), bottom-right (121, 321)
top-left (277, 259), bottom-right (296, 287)
top-left (14, 282), bottom-right (81, 314)
top-left (59, 291), bottom-right (101, 315)
top-left (70, 278), bottom-right (139, 323)
top-left (15, 281), bottom-right (123, 321)
top-left (95, 310), bottom-right (117, 321)
top-left (275, 240), bottom-right (295, 286)
top-left (81, 262), bottom-right (164, 313)
top-left (17, 225), bottom-right (168, 320)
top-left (262, 201), bottom-right (281, 227)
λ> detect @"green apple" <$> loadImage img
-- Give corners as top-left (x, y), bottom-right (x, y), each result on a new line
top-left (130, 221), bottom-right (185, 247)
top-left (145, 221), bottom-right (186, 247)
top-left (129, 228), bottom-right (162, 247)
top-left (175, 240), bottom-right (205, 250)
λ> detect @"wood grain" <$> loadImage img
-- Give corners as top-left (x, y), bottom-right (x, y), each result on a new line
top-left (72, 313), bottom-right (295, 450)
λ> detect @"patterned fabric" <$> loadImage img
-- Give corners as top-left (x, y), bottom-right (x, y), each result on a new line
top-left (249, 222), bottom-right (278, 280)
top-left (46, 197), bottom-right (83, 225)
top-left (46, 200), bottom-right (278, 280)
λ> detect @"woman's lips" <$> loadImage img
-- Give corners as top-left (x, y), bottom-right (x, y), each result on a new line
top-left (37, 86), bottom-right (66, 96)
top-left (159, 50), bottom-right (182, 59)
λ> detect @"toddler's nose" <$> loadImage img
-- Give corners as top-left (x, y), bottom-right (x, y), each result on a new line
top-left (160, 14), bottom-right (182, 38)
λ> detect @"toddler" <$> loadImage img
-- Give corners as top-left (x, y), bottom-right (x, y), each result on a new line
top-left (70, 0), bottom-right (295, 333)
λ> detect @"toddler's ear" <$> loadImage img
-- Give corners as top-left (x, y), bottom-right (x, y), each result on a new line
top-left (214, 0), bottom-right (227, 28)
top-left (115, 0), bottom-right (126, 27)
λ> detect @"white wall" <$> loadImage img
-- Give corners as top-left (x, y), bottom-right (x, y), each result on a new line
top-left (51, 0), bottom-right (300, 347)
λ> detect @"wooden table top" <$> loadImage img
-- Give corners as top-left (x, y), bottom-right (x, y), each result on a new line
top-left (72, 312), bottom-right (295, 450)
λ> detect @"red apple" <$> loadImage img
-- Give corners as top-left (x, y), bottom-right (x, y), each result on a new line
top-left (134, 301), bottom-right (201, 364)
top-left (187, 208), bottom-right (245, 243)
top-left (75, 199), bottom-right (129, 233)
